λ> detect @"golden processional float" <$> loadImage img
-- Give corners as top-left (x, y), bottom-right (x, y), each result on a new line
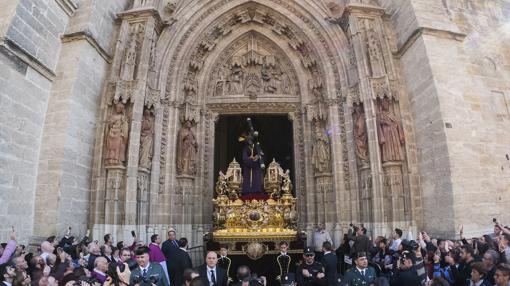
top-left (205, 158), bottom-right (306, 260)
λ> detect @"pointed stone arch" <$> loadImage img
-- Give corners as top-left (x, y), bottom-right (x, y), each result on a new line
top-left (149, 0), bottom-right (354, 242)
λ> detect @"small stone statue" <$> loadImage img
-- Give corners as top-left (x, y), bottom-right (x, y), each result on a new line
top-left (105, 102), bottom-right (130, 166)
top-left (353, 104), bottom-right (369, 162)
top-left (377, 97), bottom-right (405, 162)
top-left (176, 120), bottom-right (198, 175)
top-left (138, 108), bottom-right (154, 169)
top-left (311, 122), bottom-right (332, 174)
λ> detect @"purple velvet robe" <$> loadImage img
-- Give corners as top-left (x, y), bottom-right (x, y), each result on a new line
top-left (242, 144), bottom-right (263, 195)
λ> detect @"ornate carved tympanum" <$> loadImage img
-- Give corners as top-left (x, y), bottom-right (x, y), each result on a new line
top-left (209, 33), bottom-right (297, 98)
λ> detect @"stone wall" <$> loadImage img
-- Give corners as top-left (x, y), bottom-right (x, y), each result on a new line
top-left (0, 0), bottom-right (69, 243)
top-left (381, 0), bottom-right (510, 237)
top-left (0, 0), bottom-right (129, 243)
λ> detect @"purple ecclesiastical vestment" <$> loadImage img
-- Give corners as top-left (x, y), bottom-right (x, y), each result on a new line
top-left (242, 144), bottom-right (263, 195)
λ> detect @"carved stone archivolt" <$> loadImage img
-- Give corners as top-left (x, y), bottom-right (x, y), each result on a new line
top-left (171, 3), bottom-right (328, 105)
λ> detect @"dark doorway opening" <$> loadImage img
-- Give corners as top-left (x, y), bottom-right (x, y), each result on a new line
top-left (214, 114), bottom-right (295, 194)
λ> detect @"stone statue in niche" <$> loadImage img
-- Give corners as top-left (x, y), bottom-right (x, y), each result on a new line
top-left (120, 35), bottom-right (138, 81)
top-left (353, 104), bottom-right (369, 162)
top-left (105, 102), bottom-right (130, 166)
top-left (139, 108), bottom-right (155, 169)
top-left (229, 64), bottom-right (244, 94)
top-left (214, 65), bottom-right (228, 97)
top-left (311, 121), bottom-right (332, 174)
top-left (176, 120), bottom-right (198, 175)
top-left (377, 97), bottom-right (405, 163)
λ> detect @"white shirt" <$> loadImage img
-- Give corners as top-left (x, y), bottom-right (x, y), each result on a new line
top-left (139, 264), bottom-right (150, 276)
top-left (313, 229), bottom-right (332, 251)
top-left (3, 282), bottom-right (12, 286)
top-left (390, 238), bottom-right (401, 252)
top-left (207, 266), bottom-right (217, 283)
top-left (356, 267), bottom-right (366, 276)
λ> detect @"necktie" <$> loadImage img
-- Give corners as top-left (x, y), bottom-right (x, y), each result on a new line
top-left (210, 270), bottom-right (216, 285)
top-left (361, 269), bottom-right (365, 276)
top-left (143, 268), bottom-right (147, 277)
top-left (173, 240), bottom-right (178, 247)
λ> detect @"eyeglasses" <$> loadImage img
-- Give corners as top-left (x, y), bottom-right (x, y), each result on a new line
top-left (305, 254), bottom-right (314, 257)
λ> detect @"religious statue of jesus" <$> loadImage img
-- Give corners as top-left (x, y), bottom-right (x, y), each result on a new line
top-left (240, 135), bottom-right (263, 195)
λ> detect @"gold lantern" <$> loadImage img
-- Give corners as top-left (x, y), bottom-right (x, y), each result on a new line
top-left (226, 158), bottom-right (242, 197)
top-left (264, 159), bottom-right (282, 198)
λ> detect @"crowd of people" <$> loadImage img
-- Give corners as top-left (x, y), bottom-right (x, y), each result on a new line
top-left (0, 221), bottom-right (509, 286)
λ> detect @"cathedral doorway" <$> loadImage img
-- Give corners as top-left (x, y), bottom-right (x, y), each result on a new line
top-left (214, 114), bottom-right (295, 194)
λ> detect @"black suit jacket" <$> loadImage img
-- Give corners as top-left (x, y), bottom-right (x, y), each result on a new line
top-left (172, 248), bottom-right (193, 286)
top-left (321, 252), bottom-right (338, 286)
top-left (161, 240), bottom-right (179, 284)
top-left (196, 264), bottom-right (228, 286)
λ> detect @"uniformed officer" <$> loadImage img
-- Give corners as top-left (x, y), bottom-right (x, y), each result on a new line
top-left (217, 245), bottom-right (233, 283)
top-left (339, 252), bottom-right (376, 286)
top-left (277, 241), bottom-right (292, 281)
top-left (296, 247), bottom-right (327, 286)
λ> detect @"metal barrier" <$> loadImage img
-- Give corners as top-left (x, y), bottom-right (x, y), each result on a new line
top-left (188, 245), bottom-right (204, 267)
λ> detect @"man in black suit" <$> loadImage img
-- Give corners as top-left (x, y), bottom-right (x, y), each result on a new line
top-left (173, 237), bottom-right (193, 286)
top-left (276, 241), bottom-right (292, 281)
top-left (162, 229), bottom-right (179, 285)
top-left (321, 241), bottom-right (338, 286)
top-left (217, 245), bottom-right (233, 283)
top-left (131, 246), bottom-right (170, 286)
top-left (197, 251), bottom-right (228, 286)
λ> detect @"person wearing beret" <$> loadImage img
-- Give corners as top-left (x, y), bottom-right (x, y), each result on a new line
top-left (339, 252), bottom-right (376, 286)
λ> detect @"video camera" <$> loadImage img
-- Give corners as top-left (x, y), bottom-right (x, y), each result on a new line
top-left (242, 275), bottom-right (265, 286)
top-left (132, 274), bottom-right (160, 285)
top-left (400, 239), bottom-right (419, 252)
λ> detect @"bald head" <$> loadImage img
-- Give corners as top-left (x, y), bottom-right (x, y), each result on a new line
top-left (206, 251), bottom-right (218, 268)
top-left (41, 241), bottom-right (54, 254)
top-left (94, 257), bottom-right (108, 272)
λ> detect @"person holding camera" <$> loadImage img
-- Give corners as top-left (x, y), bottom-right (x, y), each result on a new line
top-left (346, 224), bottom-right (372, 258)
top-left (296, 247), bottom-right (326, 286)
top-left (389, 250), bottom-right (421, 286)
top-left (130, 246), bottom-right (169, 286)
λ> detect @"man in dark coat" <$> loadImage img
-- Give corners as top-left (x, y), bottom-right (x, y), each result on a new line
top-left (321, 241), bottom-right (338, 286)
top-left (197, 251), bottom-right (228, 286)
top-left (173, 238), bottom-right (193, 286)
top-left (296, 247), bottom-right (327, 286)
top-left (161, 229), bottom-right (179, 285)
top-left (217, 245), bottom-right (233, 283)
top-left (390, 251), bottom-right (421, 286)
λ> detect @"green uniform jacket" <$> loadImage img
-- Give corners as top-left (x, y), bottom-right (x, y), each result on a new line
top-left (339, 266), bottom-right (376, 286)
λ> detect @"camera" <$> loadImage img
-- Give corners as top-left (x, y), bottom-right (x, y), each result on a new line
top-left (243, 275), bottom-right (264, 286)
top-left (493, 218), bottom-right (498, 223)
top-left (132, 275), bottom-right (160, 285)
top-left (401, 239), bottom-right (419, 252)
